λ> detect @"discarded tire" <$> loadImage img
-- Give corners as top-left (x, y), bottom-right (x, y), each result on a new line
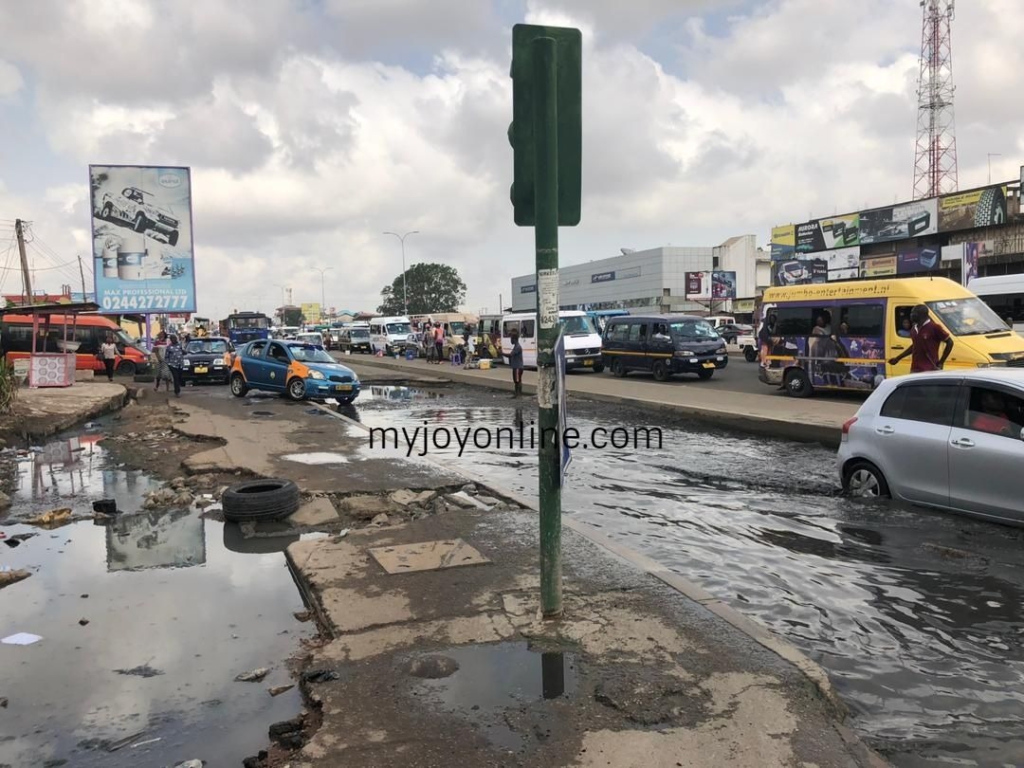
top-left (222, 479), bottom-right (300, 522)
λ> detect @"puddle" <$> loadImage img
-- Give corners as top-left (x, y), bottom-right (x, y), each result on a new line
top-left (0, 432), bottom-right (311, 768)
top-left (407, 643), bottom-right (577, 751)
top-left (280, 452), bottom-right (350, 465)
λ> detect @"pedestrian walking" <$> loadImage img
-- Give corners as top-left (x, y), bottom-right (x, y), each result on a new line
top-left (506, 328), bottom-right (523, 397)
top-left (433, 323), bottom-right (445, 364)
top-left (151, 332), bottom-right (173, 391)
top-left (888, 304), bottom-right (953, 372)
top-left (165, 334), bottom-right (185, 396)
top-left (463, 324), bottom-right (476, 368)
top-left (100, 334), bottom-right (118, 382)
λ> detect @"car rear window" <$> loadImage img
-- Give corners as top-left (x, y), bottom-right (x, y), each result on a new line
top-left (880, 383), bottom-right (959, 427)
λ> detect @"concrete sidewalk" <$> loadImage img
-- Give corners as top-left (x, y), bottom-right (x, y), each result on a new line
top-left (339, 355), bottom-right (857, 446)
top-left (1, 381), bottom-right (127, 442)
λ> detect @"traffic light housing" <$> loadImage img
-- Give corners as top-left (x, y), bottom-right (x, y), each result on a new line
top-left (509, 24), bottom-right (582, 227)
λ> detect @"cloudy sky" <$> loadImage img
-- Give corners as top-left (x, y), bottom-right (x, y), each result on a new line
top-left (0, 0), bottom-right (1021, 320)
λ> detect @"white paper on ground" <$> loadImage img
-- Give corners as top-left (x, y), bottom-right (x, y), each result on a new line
top-left (2, 632), bottom-right (43, 645)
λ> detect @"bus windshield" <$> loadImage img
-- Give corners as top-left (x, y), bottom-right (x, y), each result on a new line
top-left (928, 298), bottom-right (1009, 336)
top-left (385, 322), bottom-right (411, 335)
top-left (559, 316), bottom-right (597, 335)
top-left (448, 322), bottom-right (466, 336)
top-left (229, 315), bottom-right (269, 329)
top-left (668, 320), bottom-right (717, 340)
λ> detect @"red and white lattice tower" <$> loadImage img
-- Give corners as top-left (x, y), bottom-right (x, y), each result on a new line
top-left (913, 0), bottom-right (958, 200)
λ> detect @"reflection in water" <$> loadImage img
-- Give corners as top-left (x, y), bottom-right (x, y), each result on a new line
top-left (353, 389), bottom-right (1024, 766)
top-left (541, 652), bottom-right (566, 699)
top-left (106, 509), bottom-right (206, 571)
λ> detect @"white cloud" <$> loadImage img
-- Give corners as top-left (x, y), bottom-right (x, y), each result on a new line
top-left (0, 60), bottom-right (23, 97)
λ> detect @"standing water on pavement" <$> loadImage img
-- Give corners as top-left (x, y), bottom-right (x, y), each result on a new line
top-left (349, 386), bottom-right (1024, 767)
top-left (0, 434), bottom-right (310, 768)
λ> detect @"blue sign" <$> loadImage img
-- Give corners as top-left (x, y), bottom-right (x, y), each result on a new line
top-left (90, 165), bottom-right (196, 314)
top-left (520, 284), bottom-right (537, 294)
top-left (591, 271), bottom-right (615, 283)
top-left (554, 333), bottom-right (570, 486)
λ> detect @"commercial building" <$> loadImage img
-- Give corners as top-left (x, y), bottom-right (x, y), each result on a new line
top-left (510, 236), bottom-right (771, 320)
top-left (771, 172), bottom-right (1024, 289)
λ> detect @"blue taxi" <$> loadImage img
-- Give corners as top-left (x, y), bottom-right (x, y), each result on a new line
top-left (229, 339), bottom-right (361, 404)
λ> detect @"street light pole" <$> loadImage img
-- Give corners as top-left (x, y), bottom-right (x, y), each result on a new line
top-left (383, 231), bottom-right (419, 316)
top-left (311, 268), bottom-right (332, 321)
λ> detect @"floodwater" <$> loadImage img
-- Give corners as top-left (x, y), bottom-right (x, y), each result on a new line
top-left (350, 386), bottom-right (1024, 767)
top-left (0, 435), bottom-right (311, 768)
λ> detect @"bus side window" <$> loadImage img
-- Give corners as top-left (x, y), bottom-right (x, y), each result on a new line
top-left (774, 307), bottom-right (816, 336)
top-left (894, 306), bottom-right (913, 338)
top-left (838, 304), bottom-right (884, 337)
top-left (503, 321), bottom-right (520, 338)
top-left (521, 320), bottom-right (535, 339)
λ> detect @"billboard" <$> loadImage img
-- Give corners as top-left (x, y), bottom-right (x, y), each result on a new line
top-left (771, 224), bottom-right (796, 260)
top-left (90, 165), bottom-right (195, 313)
top-left (860, 255), bottom-right (897, 278)
top-left (796, 215), bottom-right (860, 252)
top-left (938, 185), bottom-right (1008, 232)
top-left (963, 242), bottom-right (980, 285)
top-left (300, 302), bottom-right (322, 323)
top-left (824, 247), bottom-right (860, 281)
top-left (896, 246), bottom-right (941, 275)
top-left (773, 256), bottom-right (827, 286)
top-left (685, 271), bottom-right (710, 300)
top-left (859, 199), bottom-right (937, 244)
top-left (711, 271), bottom-right (737, 300)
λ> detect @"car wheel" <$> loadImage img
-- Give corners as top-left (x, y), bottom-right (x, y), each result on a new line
top-left (168, 230), bottom-right (179, 247)
top-left (133, 212), bottom-right (148, 233)
top-left (612, 358), bottom-right (626, 378)
top-left (744, 347), bottom-right (758, 363)
top-left (336, 396), bottom-right (355, 406)
top-left (287, 378), bottom-right (307, 401)
top-left (222, 479), bottom-right (300, 522)
top-left (101, 203), bottom-right (113, 219)
top-left (784, 368), bottom-right (812, 398)
top-left (592, 363), bottom-right (604, 374)
top-left (697, 368), bottom-right (714, 380)
top-left (230, 373), bottom-right (248, 397)
top-left (652, 361), bottom-right (670, 382)
top-left (115, 361), bottom-right (136, 377)
top-left (844, 461), bottom-right (891, 499)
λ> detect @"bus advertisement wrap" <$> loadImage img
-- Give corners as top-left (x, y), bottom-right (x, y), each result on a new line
top-left (90, 165), bottom-right (196, 313)
top-left (938, 185), bottom-right (1008, 232)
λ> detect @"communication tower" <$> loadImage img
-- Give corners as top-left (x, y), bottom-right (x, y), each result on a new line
top-left (913, 0), bottom-right (958, 199)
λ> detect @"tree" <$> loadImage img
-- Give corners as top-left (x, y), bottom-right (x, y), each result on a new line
top-left (282, 308), bottom-right (304, 326)
top-left (377, 262), bottom-right (466, 315)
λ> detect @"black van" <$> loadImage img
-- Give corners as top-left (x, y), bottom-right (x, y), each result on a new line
top-left (602, 315), bottom-right (728, 381)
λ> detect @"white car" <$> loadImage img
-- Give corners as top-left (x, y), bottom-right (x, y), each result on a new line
top-left (837, 370), bottom-right (1024, 525)
top-left (97, 186), bottom-right (180, 246)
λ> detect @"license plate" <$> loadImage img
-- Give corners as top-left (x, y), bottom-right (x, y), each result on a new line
top-left (194, 367), bottom-right (208, 374)
top-left (583, 359), bottom-right (593, 367)
top-left (335, 384), bottom-right (352, 392)
top-left (702, 362), bottom-right (715, 369)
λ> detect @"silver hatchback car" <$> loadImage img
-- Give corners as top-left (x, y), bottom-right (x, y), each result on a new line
top-left (837, 370), bottom-right (1024, 525)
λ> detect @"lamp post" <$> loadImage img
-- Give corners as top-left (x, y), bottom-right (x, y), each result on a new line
top-left (311, 268), bottom-right (332, 321)
top-left (383, 231), bottom-right (419, 315)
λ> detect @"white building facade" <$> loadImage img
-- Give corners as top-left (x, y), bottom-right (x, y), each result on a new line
top-left (510, 236), bottom-right (767, 317)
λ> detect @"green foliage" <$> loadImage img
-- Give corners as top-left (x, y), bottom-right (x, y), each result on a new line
top-left (282, 308), bottom-right (304, 326)
top-left (378, 263), bottom-right (467, 315)
top-left (0, 359), bottom-right (17, 414)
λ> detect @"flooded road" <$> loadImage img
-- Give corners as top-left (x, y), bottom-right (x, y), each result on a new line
top-left (0, 435), bottom-right (311, 768)
top-left (348, 385), bottom-right (1024, 767)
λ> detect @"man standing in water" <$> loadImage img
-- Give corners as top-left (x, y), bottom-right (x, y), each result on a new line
top-left (888, 304), bottom-right (953, 372)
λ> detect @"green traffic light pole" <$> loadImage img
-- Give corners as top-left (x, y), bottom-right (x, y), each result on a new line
top-left (532, 36), bottom-right (562, 619)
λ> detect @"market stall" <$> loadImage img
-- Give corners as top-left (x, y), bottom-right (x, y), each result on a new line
top-left (0, 301), bottom-right (100, 388)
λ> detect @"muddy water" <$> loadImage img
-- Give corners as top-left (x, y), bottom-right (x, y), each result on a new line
top-left (351, 386), bottom-right (1024, 767)
top-left (0, 437), bottom-right (310, 768)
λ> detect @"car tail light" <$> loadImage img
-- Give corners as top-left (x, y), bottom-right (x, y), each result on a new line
top-left (841, 417), bottom-right (858, 442)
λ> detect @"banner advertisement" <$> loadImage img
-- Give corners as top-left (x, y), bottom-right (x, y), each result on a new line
top-left (938, 185), bottom-right (1008, 232)
top-left (796, 215), bottom-right (860, 252)
top-left (711, 271), bottom-right (737, 300)
top-left (824, 247), bottom-right (860, 281)
top-left (300, 303), bottom-right (322, 323)
top-left (896, 246), bottom-right (941, 275)
top-left (860, 255), bottom-right (897, 278)
top-left (771, 224), bottom-right (796, 260)
top-left (859, 199), bottom-right (937, 244)
top-left (685, 272), bottom-right (710, 300)
top-left (90, 165), bottom-right (195, 313)
top-left (963, 243), bottom-right (980, 285)
top-left (773, 256), bottom-right (827, 286)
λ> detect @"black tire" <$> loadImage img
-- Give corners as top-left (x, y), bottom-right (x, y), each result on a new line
top-left (974, 186), bottom-right (1006, 227)
top-left (230, 373), bottom-right (249, 397)
top-left (101, 203), bottom-right (113, 219)
top-left (612, 358), bottom-right (626, 378)
top-left (222, 479), bottom-right (300, 522)
top-left (652, 360), bottom-right (670, 382)
top-left (336, 396), bottom-right (355, 405)
top-left (843, 460), bottom-right (891, 499)
top-left (287, 377), bottom-right (307, 401)
top-left (116, 361), bottom-right (136, 377)
top-left (784, 368), bottom-right (812, 398)
top-left (168, 230), bottom-right (179, 247)
top-left (592, 363), bottom-right (604, 374)
top-left (697, 368), bottom-right (714, 380)
top-left (744, 347), bottom-right (758, 363)
top-left (133, 212), bottom-right (148, 233)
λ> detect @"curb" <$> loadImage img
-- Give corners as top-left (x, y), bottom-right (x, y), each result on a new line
top-left (4, 385), bottom-right (129, 442)
top-left (311, 401), bottom-right (851, 718)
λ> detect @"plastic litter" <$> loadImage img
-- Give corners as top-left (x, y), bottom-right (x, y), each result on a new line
top-left (235, 667), bottom-right (270, 683)
top-left (2, 632), bottom-right (42, 646)
top-left (25, 508), bottom-right (73, 529)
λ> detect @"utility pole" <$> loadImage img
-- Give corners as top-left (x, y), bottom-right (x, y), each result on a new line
top-left (78, 255), bottom-right (87, 299)
top-left (15, 219), bottom-right (32, 303)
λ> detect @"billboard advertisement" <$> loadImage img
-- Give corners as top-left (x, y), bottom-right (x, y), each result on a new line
top-left (859, 199), bottom-right (937, 244)
top-left (860, 255), bottom-right (897, 278)
top-left (300, 302), bottom-right (322, 323)
top-left (796, 215), bottom-right (860, 252)
top-left (823, 247), bottom-right (860, 281)
top-left (896, 246), bottom-right (941, 275)
top-left (771, 224), bottom-right (796, 260)
top-left (685, 271), bottom-right (710, 300)
top-left (773, 256), bottom-right (827, 286)
top-left (90, 165), bottom-right (195, 313)
top-left (711, 271), bottom-right (737, 300)
top-left (938, 185), bottom-right (1007, 232)
top-left (963, 242), bottom-right (980, 285)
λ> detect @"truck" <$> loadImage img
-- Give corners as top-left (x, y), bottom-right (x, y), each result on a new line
top-left (96, 186), bottom-right (181, 246)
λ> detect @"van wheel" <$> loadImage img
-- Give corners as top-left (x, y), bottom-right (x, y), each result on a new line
top-left (652, 361), bottom-right (670, 382)
top-left (287, 378), bottom-right (307, 401)
top-left (230, 374), bottom-right (248, 397)
top-left (744, 347), bottom-right (758, 363)
top-left (612, 358), bottom-right (626, 378)
top-left (592, 363), bottom-right (604, 374)
top-left (115, 361), bottom-right (136, 377)
top-left (844, 461), bottom-right (890, 499)
top-left (784, 368), bottom-right (812, 398)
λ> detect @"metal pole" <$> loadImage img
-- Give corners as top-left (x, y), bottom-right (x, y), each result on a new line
top-left (532, 36), bottom-right (562, 619)
top-left (400, 238), bottom-right (408, 316)
top-left (15, 219), bottom-right (32, 302)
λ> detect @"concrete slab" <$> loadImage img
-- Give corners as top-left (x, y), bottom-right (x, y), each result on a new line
top-left (368, 539), bottom-right (490, 574)
top-left (2, 382), bottom-right (126, 441)
top-left (288, 497), bottom-right (340, 527)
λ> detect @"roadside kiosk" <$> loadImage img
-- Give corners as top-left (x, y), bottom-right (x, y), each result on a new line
top-left (0, 301), bottom-right (101, 388)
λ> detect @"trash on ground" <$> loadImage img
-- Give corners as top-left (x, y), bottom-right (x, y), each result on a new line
top-left (3, 532), bottom-right (38, 549)
top-left (303, 669), bottom-right (340, 683)
top-left (268, 684), bottom-right (294, 697)
top-left (235, 667), bottom-right (270, 683)
top-left (79, 618), bottom-right (90, 626)
top-left (25, 507), bottom-right (73, 528)
top-left (92, 499), bottom-right (118, 515)
top-left (114, 664), bottom-right (164, 678)
top-left (2, 632), bottom-right (43, 646)
top-left (0, 697), bottom-right (7, 708)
